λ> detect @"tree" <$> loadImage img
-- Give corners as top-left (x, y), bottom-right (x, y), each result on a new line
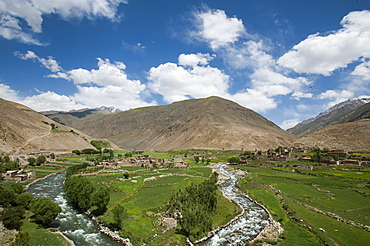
top-left (92, 187), bottom-right (110, 216)
top-left (194, 156), bottom-right (200, 164)
top-left (36, 155), bottom-right (46, 165)
top-left (64, 176), bottom-right (95, 210)
top-left (30, 197), bottom-right (61, 226)
top-left (3, 155), bottom-right (10, 163)
top-left (72, 150), bottom-right (81, 155)
top-left (27, 157), bottom-right (36, 165)
top-left (312, 150), bottom-right (323, 164)
top-left (332, 155), bottom-right (340, 161)
top-left (16, 192), bottom-right (34, 208)
top-left (11, 231), bottom-right (30, 246)
top-left (169, 172), bottom-right (218, 239)
top-left (0, 206), bottom-right (25, 230)
top-left (228, 157), bottom-right (240, 165)
top-left (0, 186), bottom-right (17, 206)
top-left (50, 153), bottom-right (55, 159)
top-left (112, 204), bottom-right (127, 229)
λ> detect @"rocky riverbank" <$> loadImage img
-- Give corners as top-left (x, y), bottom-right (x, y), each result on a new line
top-left (85, 211), bottom-right (132, 246)
top-left (192, 163), bottom-right (280, 245)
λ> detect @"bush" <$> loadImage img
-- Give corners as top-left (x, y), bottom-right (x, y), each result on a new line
top-left (228, 157), bottom-right (240, 164)
top-left (72, 150), bottom-right (81, 155)
top-left (30, 197), bottom-right (61, 226)
top-left (81, 149), bottom-right (100, 155)
top-left (0, 206), bottom-right (25, 230)
top-left (64, 176), bottom-right (95, 210)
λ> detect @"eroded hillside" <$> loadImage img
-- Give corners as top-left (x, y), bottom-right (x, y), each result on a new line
top-left (69, 96), bottom-right (297, 151)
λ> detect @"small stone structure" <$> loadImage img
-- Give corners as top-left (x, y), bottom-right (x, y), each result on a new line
top-left (103, 155), bottom-right (189, 170)
top-left (2, 169), bottom-right (36, 182)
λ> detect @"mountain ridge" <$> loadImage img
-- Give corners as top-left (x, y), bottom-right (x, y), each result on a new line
top-left (288, 97), bottom-right (370, 137)
top-left (59, 96), bottom-right (297, 151)
top-left (0, 98), bottom-right (101, 154)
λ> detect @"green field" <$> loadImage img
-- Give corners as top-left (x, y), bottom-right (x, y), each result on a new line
top-left (236, 163), bottom-right (370, 246)
top-left (83, 164), bottom-right (240, 245)
top-left (15, 149), bottom-right (370, 245)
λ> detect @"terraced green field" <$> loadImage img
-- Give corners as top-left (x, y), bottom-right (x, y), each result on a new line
top-left (237, 165), bottom-right (370, 246)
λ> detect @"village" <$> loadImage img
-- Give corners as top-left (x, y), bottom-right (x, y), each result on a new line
top-left (2, 147), bottom-right (370, 183)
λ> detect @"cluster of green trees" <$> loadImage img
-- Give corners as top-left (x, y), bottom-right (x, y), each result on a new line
top-left (168, 172), bottom-right (219, 240)
top-left (228, 156), bottom-right (240, 164)
top-left (194, 156), bottom-right (211, 164)
top-left (0, 182), bottom-right (61, 231)
top-left (72, 149), bottom-right (101, 155)
top-left (311, 147), bottom-right (339, 164)
top-left (64, 175), bottom-right (110, 215)
top-left (90, 140), bottom-right (111, 149)
top-left (0, 155), bottom-right (20, 172)
top-left (27, 155), bottom-right (47, 166)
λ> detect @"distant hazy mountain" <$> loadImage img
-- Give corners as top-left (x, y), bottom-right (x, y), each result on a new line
top-left (292, 119), bottom-right (370, 152)
top-left (0, 99), bottom-right (97, 154)
top-left (61, 96), bottom-right (297, 151)
top-left (288, 97), bottom-right (370, 137)
top-left (42, 106), bottom-right (117, 128)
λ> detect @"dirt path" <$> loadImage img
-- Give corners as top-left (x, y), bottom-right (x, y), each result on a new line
top-left (14, 130), bottom-right (51, 154)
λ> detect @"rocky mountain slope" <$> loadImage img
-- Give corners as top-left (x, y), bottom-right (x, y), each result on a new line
top-left (292, 119), bottom-right (370, 151)
top-left (288, 97), bottom-right (370, 137)
top-left (65, 96), bottom-right (297, 151)
top-left (0, 99), bottom-right (98, 154)
top-left (42, 107), bottom-right (114, 127)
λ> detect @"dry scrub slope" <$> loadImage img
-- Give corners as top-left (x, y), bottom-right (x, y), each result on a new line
top-left (293, 119), bottom-right (370, 151)
top-left (73, 96), bottom-right (297, 151)
top-left (0, 99), bottom-right (96, 154)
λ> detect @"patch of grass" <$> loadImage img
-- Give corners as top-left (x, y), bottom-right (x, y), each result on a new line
top-left (133, 185), bottom-right (174, 210)
top-left (278, 221), bottom-right (321, 246)
top-left (145, 175), bottom-right (189, 186)
top-left (275, 183), bottom-right (330, 199)
top-left (213, 190), bottom-right (242, 227)
top-left (34, 171), bottom-right (54, 177)
top-left (22, 219), bottom-right (70, 246)
top-left (289, 201), bottom-right (370, 246)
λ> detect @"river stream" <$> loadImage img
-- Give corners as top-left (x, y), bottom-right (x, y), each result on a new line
top-left (27, 172), bottom-right (121, 246)
top-left (199, 164), bottom-right (269, 245)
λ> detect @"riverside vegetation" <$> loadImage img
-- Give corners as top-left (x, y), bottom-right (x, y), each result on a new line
top-left (1, 148), bottom-right (370, 245)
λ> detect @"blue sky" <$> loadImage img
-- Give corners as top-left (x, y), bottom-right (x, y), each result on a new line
top-left (1, 0), bottom-right (370, 129)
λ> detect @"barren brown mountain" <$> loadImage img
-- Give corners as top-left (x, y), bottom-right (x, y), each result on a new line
top-left (0, 98), bottom-right (97, 154)
top-left (292, 119), bottom-right (370, 151)
top-left (71, 96), bottom-right (297, 151)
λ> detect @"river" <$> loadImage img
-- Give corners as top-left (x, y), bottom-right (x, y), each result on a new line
top-left (27, 172), bottom-right (122, 246)
top-left (199, 164), bottom-right (270, 245)
top-left (27, 164), bottom-right (269, 246)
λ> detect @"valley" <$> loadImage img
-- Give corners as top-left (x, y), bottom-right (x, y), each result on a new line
top-left (1, 96), bottom-right (370, 245)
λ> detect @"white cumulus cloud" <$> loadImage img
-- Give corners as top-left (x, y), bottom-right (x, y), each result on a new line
top-left (227, 89), bottom-right (277, 112)
top-left (278, 10), bottom-right (370, 76)
top-left (21, 91), bottom-right (86, 111)
top-left (280, 119), bottom-right (300, 130)
top-left (318, 89), bottom-right (354, 108)
top-left (178, 53), bottom-right (215, 67)
top-left (15, 51), bottom-right (153, 111)
top-left (0, 0), bottom-right (127, 44)
top-left (193, 8), bottom-right (246, 50)
top-left (0, 83), bottom-right (20, 101)
top-left (148, 54), bottom-right (230, 103)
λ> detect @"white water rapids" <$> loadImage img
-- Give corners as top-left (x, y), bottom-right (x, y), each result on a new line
top-left (198, 164), bottom-right (269, 245)
top-left (27, 172), bottom-right (121, 246)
